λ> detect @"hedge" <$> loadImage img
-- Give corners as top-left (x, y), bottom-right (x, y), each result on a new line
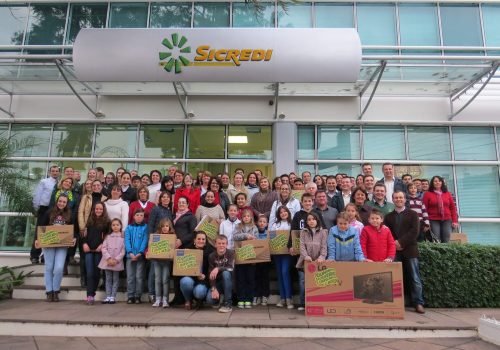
top-left (419, 242), bottom-right (500, 308)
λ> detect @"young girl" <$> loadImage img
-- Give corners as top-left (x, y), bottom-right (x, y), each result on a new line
top-left (344, 203), bottom-right (364, 234)
top-left (219, 204), bottom-right (240, 250)
top-left (360, 209), bottom-right (396, 263)
top-left (151, 218), bottom-right (176, 308)
top-left (234, 193), bottom-right (252, 220)
top-left (254, 215), bottom-right (270, 306)
top-left (327, 212), bottom-right (365, 262)
top-left (233, 208), bottom-right (258, 309)
top-left (98, 218), bottom-right (125, 304)
top-left (82, 202), bottom-right (110, 305)
top-left (269, 206), bottom-right (294, 309)
top-left (125, 208), bottom-right (149, 304)
top-left (296, 212), bottom-right (328, 312)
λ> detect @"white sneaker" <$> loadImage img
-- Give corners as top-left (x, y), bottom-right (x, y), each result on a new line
top-left (261, 296), bottom-right (268, 306)
top-left (252, 297), bottom-right (260, 306)
top-left (286, 298), bottom-right (294, 309)
top-left (152, 299), bottom-right (161, 307)
top-left (162, 297), bottom-right (169, 308)
top-left (297, 306), bottom-right (305, 311)
top-left (276, 299), bottom-right (285, 308)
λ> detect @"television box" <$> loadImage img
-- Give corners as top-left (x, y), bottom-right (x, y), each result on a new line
top-left (305, 261), bottom-right (404, 319)
top-left (234, 239), bottom-right (271, 264)
top-left (450, 233), bottom-right (468, 244)
top-left (146, 234), bottom-right (176, 260)
top-left (37, 225), bottom-right (74, 248)
top-left (268, 230), bottom-right (290, 255)
top-left (195, 216), bottom-right (219, 247)
top-left (172, 249), bottom-right (203, 276)
top-left (291, 230), bottom-right (301, 256)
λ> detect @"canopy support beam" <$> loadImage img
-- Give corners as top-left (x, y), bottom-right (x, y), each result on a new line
top-left (173, 82), bottom-right (189, 119)
top-left (273, 83), bottom-right (280, 119)
top-left (358, 60), bottom-right (386, 120)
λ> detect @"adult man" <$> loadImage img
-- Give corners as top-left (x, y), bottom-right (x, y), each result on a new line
top-left (413, 179), bottom-right (424, 199)
top-left (301, 171), bottom-right (312, 184)
top-left (421, 179), bottom-right (430, 192)
top-left (63, 166), bottom-right (74, 181)
top-left (402, 174), bottom-right (413, 186)
top-left (95, 167), bottom-right (105, 183)
top-left (304, 181), bottom-right (317, 197)
top-left (331, 177), bottom-right (352, 213)
top-left (254, 169), bottom-right (263, 181)
top-left (280, 174), bottom-right (290, 186)
top-left (325, 176), bottom-right (338, 207)
top-left (314, 190), bottom-right (338, 230)
top-left (234, 168), bottom-right (245, 177)
top-left (173, 170), bottom-right (184, 190)
top-left (207, 235), bottom-right (234, 313)
top-left (73, 170), bottom-right (82, 195)
top-left (168, 165), bottom-right (178, 178)
top-left (363, 175), bottom-right (375, 201)
top-left (30, 165), bottom-right (60, 264)
top-left (362, 163), bottom-right (373, 176)
top-left (385, 191), bottom-right (425, 314)
top-left (366, 184), bottom-right (395, 216)
top-left (376, 163), bottom-right (405, 203)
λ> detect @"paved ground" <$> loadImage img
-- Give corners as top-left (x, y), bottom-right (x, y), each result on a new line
top-left (0, 336), bottom-right (498, 350)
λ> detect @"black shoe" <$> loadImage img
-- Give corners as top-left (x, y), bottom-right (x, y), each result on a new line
top-left (31, 258), bottom-right (39, 264)
top-left (46, 292), bottom-right (54, 302)
top-left (53, 291), bottom-right (60, 302)
top-left (127, 297), bottom-right (135, 304)
top-left (135, 298), bottom-right (142, 304)
top-left (80, 277), bottom-right (86, 288)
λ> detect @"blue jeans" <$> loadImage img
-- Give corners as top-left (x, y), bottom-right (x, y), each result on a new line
top-left (273, 255), bottom-right (292, 299)
top-left (153, 260), bottom-right (171, 299)
top-left (180, 276), bottom-right (209, 302)
top-left (43, 247), bottom-right (67, 292)
top-left (206, 270), bottom-right (232, 307)
top-left (85, 252), bottom-right (102, 297)
top-left (298, 269), bottom-right (305, 306)
top-left (430, 220), bottom-right (452, 243)
top-left (105, 270), bottom-right (120, 298)
top-left (126, 257), bottom-right (145, 298)
top-left (396, 255), bottom-right (424, 306)
top-left (147, 260), bottom-right (155, 297)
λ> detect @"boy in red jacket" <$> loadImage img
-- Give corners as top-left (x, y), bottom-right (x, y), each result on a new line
top-left (360, 209), bottom-right (396, 262)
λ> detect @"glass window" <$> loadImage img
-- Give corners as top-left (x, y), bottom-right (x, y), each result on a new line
top-left (0, 215), bottom-right (36, 250)
top-left (109, 3), bottom-right (148, 28)
top-left (318, 163), bottom-right (361, 177)
top-left (54, 161), bottom-right (91, 178)
top-left (66, 4), bottom-right (107, 44)
top-left (278, 3), bottom-right (312, 28)
top-left (315, 3), bottom-right (353, 28)
top-left (228, 125), bottom-right (272, 159)
top-left (25, 4), bottom-right (68, 45)
top-left (139, 124), bottom-right (184, 159)
top-left (297, 164), bottom-right (315, 178)
top-left (194, 2), bottom-right (229, 28)
top-left (9, 124), bottom-right (51, 157)
top-left (138, 163), bottom-right (180, 176)
top-left (0, 124), bottom-right (8, 139)
top-left (298, 126), bottom-right (314, 159)
top-left (150, 3), bottom-right (192, 28)
top-left (233, 2), bottom-right (274, 27)
top-left (92, 162), bottom-right (136, 174)
top-left (356, 3), bottom-right (397, 45)
top-left (0, 5), bottom-right (29, 45)
top-left (452, 127), bottom-right (497, 160)
top-left (363, 126), bottom-right (405, 160)
top-left (318, 126), bottom-right (360, 160)
top-left (51, 124), bottom-right (94, 157)
top-left (399, 4), bottom-right (439, 46)
top-left (440, 4), bottom-right (483, 46)
top-left (456, 166), bottom-right (500, 217)
top-left (187, 125), bottom-right (225, 159)
top-left (228, 163), bottom-right (273, 179)
top-left (482, 5), bottom-right (500, 47)
top-left (460, 223), bottom-right (500, 246)
top-left (407, 126), bottom-right (451, 161)
top-left (187, 163), bottom-right (225, 177)
top-left (94, 125), bottom-right (137, 158)
top-left (395, 164), bottom-right (454, 193)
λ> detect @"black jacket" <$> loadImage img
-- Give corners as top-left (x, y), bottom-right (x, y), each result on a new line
top-left (174, 211), bottom-right (198, 248)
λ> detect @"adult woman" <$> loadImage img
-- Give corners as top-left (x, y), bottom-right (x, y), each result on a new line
top-left (105, 185), bottom-right (129, 231)
top-left (173, 174), bottom-right (201, 214)
top-left (350, 187), bottom-right (372, 225)
top-left (199, 171), bottom-right (212, 196)
top-left (115, 167), bottom-right (126, 186)
top-left (120, 172), bottom-right (137, 204)
top-left (250, 176), bottom-right (278, 220)
top-left (245, 172), bottom-right (259, 201)
top-left (102, 172), bottom-right (116, 197)
top-left (160, 176), bottom-right (174, 196)
top-left (141, 174), bottom-right (151, 187)
top-left (195, 190), bottom-right (225, 223)
top-left (220, 172), bottom-right (234, 196)
top-left (128, 186), bottom-right (155, 224)
top-left (269, 183), bottom-right (301, 226)
top-left (422, 176), bottom-right (459, 243)
top-left (36, 194), bottom-right (75, 301)
top-left (148, 170), bottom-right (162, 204)
top-left (201, 177), bottom-right (230, 215)
top-left (228, 173), bottom-right (249, 205)
top-left (148, 191), bottom-right (173, 234)
top-left (174, 196), bottom-right (198, 248)
top-left (313, 175), bottom-right (326, 191)
top-left (179, 231), bottom-right (214, 309)
top-left (355, 174), bottom-right (364, 188)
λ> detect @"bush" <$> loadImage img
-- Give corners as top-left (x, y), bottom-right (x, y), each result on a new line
top-left (419, 242), bottom-right (500, 308)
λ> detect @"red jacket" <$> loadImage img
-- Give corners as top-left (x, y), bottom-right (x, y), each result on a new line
top-left (128, 201), bottom-right (155, 225)
top-left (422, 191), bottom-right (458, 223)
top-left (360, 225), bottom-right (396, 262)
top-left (174, 187), bottom-right (201, 214)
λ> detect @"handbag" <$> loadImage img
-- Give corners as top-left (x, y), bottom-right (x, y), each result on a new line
top-left (424, 228), bottom-right (440, 243)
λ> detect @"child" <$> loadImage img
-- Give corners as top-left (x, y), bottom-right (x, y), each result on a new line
top-left (151, 218), bottom-right (175, 308)
top-left (296, 212), bottom-right (327, 311)
top-left (219, 204), bottom-right (240, 250)
top-left (125, 208), bottom-right (149, 304)
top-left (233, 208), bottom-right (258, 309)
top-left (360, 209), bottom-right (396, 262)
top-left (344, 203), bottom-right (364, 234)
top-left (82, 202), bottom-right (110, 305)
top-left (253, 215), bottom-right (270, 306)
top-left (327, 212), bottom-right (365, 262)
top-left (98, 218), bottom-right (125, 304)
top-left (234, 193), bottom-right (252, 220)
top-left (407, 183), bottom-right (430, 242)
top-left (269, 206), bottom-right (294, 309)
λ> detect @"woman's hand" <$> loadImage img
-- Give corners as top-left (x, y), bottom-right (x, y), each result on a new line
top-left (175, 239), bottom-right (182, 249)
top-left (34, 240), bottom-right (40, 249)
top-left (83, 243), bottom-right (90, 253)
top-left (452, 222), bottom-right (459, 229)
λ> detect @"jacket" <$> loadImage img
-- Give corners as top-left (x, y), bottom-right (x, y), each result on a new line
top-left (269, 197), bottom-right (301, 227)
top-left (360, 225), bottom-right (396, 262)
top-left (219, 218), bottom-right (241, 249)
top-left (173, 211), bottom-right (197, 248)
top-left (98, 232), bottom-right (125, 271)
top-left (78, 193), bottom-right (107, 231)
top-left (128, 200), bottom-right (155, 225)
top-left (121, 186), bottom-right (137, 204)
top-left (148, 204), bottom-right (173, 234)
top-left (384, 208), bottom-right (420, 259)
top-left (105, 198), bottom-right (129, 231)
top-left (233, 223), bottom-right (258, 241)
top-left (208, 249), bottom-right (235, 286)
top-left (125, 222), bottom-right (148, 256)
top-left (195, 204), bottom-right (225, 223)
top-left (251, 190), bottom-right (279, 219)
top-left (376, 177), bottom-right (406, 199)
top-left (331, 192), bottom-right (350, 213)
top-left (327, 225), bottom-right (365, 262)
top-left (296, 228), bottom-right (328, 269)
top-left (173, 187), bottom-right (201, 214)
top-left (422, 191), bottom-right (458, 223)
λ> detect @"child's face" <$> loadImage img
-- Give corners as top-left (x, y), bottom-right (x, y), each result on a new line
top-left (279, 209), bottom-right (289, 221)
top-left (302, 198), bottom-right (313, 211)
top-left (134, 213), bottom-right (144, 223)
top-left (306, 215), bottom-right (318, 228)
top-left (293, 182), bottom-right (304, 190)
top-left (195, 234), bottom-right (206, 248)
top-left (227, 207), bottom-right (238, 219)
top-left (161, 224), bottom-right (170, 234)
top-left (337, 219), bottom-right (349, 232)
top-left (346, 206), bottom-right (356, 219)
top-left (242, 212), bottom-right (252, 224)
top-left (257, 217), bottom-right (267, 230)
top-left (111, 221), bottom-right (121, 232)
top-left (408, 185), bottom-right (417, 196)
top-left (94, 204), bottom-right (103, 217)
top-left (368, 214), bottom-right (382, 228)
top-left (236, 196), bottom-right (246, 208)
top-left (132, 179), bottom-right (141, 188)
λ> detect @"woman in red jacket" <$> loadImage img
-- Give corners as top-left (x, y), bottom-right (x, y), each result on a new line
top-left (422, 176), bottom-right (458, 243)
top-left (173, 174), bottom-right (201, 214)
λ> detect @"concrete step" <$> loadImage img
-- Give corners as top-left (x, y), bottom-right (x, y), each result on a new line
top-left (13, 263), bottom-right (81, 275)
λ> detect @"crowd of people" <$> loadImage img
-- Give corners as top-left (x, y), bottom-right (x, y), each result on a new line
top-left (31, 163), bottom-right (459, 314)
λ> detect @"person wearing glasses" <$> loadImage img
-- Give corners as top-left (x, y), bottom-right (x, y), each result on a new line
top-left (268, 183), bottom-right (301, 227)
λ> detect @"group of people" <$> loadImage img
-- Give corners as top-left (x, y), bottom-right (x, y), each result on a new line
top-left (31, 162), bottom-right (459, 314)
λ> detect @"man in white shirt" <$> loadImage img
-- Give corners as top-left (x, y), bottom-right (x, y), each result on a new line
top-left (363, 175), bottom-right (375, 201)
top-left (376, 163), bottom-right (405, 203)
top-left (331, 177), bottom-right (352, 212)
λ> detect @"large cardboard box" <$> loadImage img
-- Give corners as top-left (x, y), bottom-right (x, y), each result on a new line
top-left (305, 261), bottom-right (405, 319)
top-left (268, 230), bottom-right (290, 255)
top-left (172, 249), bottom-right (203, 276)
top-left (450, 233), bottom-right (468, 244)
top-left (195, 216), bottom-right (219, 247)
top-left (234, 239), bottom-right (271, 264)
top-left (291, 230), bottom-right (301, 255)
top-left (37, 225), bottom-right (74, 248)
top-left (146, 234), bottom-right (176, 260)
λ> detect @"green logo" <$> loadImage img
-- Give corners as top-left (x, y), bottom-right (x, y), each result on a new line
top-left (159, 33), bottom-right (191, 74)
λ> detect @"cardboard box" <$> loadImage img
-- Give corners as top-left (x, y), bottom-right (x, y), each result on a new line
top-left (305, 261), bottom-right (405, 319)
top-left (37, 225), bottom-right (74, 248)
top-left (268, 230), bottom-right (290, 255)
top-left (195, 216), bottom-right (219, 247)
top-left (450, 233), bottom-right (468, 244)
top-left (234, 239), bottom-right (271, 264)
top-left (291, 230), bottom-right (301, 255)
top-left (291, 190), bottom-right (304, 201)
top-left (146, 234), bottom-right (176, 260)
top-left (173, 249), bottom-right (203, 276)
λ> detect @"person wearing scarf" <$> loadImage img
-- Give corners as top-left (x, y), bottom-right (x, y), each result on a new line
top-left (250, 176), bottom-right (278, 221)
top-left (195, 190), bottom-right (225, 224)
top-left (128, 186), bottom-right (155, 224)
top-left (245, 172), bottom-right (260, 201)
top-left (201, 177), bottom-right (230, 216)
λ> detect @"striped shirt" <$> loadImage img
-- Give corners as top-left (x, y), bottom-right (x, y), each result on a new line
top-left (408, 197), bottom-right (430, 226)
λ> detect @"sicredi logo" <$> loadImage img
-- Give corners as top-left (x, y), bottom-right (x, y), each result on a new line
top-left (159, 33), bottom-right (273, 74)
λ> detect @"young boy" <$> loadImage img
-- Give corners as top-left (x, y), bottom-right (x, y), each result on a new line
top-left (407, 183), bottom-right (430, 241)
top-left (327, 212), bottom-right (365, 261)
top-left (254, 215), bottom-right (270, 306)
top-left (291, 193), bottom-right (325, 231)
top-left (125, 209), bottom-right (149, 304)
top-left (219, 204), bottom-right (240, 250)
top-left (207, 235), bottom-right (235, 313)
top-left (360, 209), bottom-right (395, 262)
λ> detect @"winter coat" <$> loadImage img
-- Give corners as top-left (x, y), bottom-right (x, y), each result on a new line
top-left (98, 232), bottom-right (125, 271)
top-left (105, 198), bottom-right (129, 231)
top-left (360, 225), bottom-right (396, 262)
top-left (296, 228), bottom-right (328, 269)
top-left (148, 205), bottom-right (173, 234)
top-left (125, 222), bottom-right (148, 256)
top-left (327, 226), bottom-right (365, 262)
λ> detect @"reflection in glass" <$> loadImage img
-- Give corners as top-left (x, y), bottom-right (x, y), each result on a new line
top-left (228, 125), bottom-right (272, 159)
top-left (0, 215), bottom-right (36, 250)
top-left (357, 3), bottom-right (396, 45)
top-left (452, 127), bottom-right (497, 160)
top-left (460, 223), bottom-right (500, 245)
top-left (318, 163), bottom-right (361, 177)
top-left (298, 126), bottom-right (314, 159)
top-left (187, 163), bottom-right (225, 177)
top-left (407, 126), bottom-right (451, 161)
top-left (109, 3), bottom-right (148, 28)
top-left (51, 124), bottom-right (94, 157)
top-left (194, 2), bottom-right (229, 27)
top-left (92, 162), bottom-right (136, 174)
top-left (399, 4), bottom-right (439, 46)
top-left (395, 165), bottom-right (454, 193)
top-left (297, 164), bottom-right (315, 178)
top-left (94, 125), bottom-right (137, 158)
top-left (66, 4), bottom-right (107, 44)
top-left (228, 163), bottom-right (273, 179)
top-left (150, 3), bottom-right (192, 28)
top-left (318, 126), bottom-right (360, 160)
top-left (440, 4), bottom-right (483, 46)
top-left (233, 2), bottom-right (274, 27)
top-left (456, 166), bottom-right (500, 217)
top-left (0, 124), bottom-right (8, 139)
top-left (187, 125), bottom-right (225, 159)
top-left (278, 3), bottom-right (312, 28)
top-left (0, 5), bottom-right (29, 45)
top-left (363, 126), bottom-right (405, 160)
top-left (482, 5), bottom-right (500, 47)
top-left (315, 3), bottom-right (353, 28)
top-left (139, 124), bottom-right (184, 158)
top-left (9, 124), bottom-right (51, 157)
top-left (138, 163), bottom-right (181, 176)
top-left (25, 4), bottom-right (68, 45)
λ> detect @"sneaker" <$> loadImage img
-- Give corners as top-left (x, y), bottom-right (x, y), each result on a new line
top-left (244, 301), bottom-right (252, 309)
top-left (286, 298), bottom-right (294, 309)
top-left (109, 297), bottom-right (116, 304)
top-left (252, 297), bottom-right (260, 306)
top-left (135, 297), bottom-right (142, 304)
top-left (276, 299), bottom-right (285, 308)
top-left (212, 300), bottom-right (221, 309)
top-left (297, 306), bottom-right (305, 311)
top-left (237, 301), bottom-right (245, 309)
top-left (127, 297), bottom-right (135, 304)
top-left (86, 296), bottom-right (94, 305)
top-left (219, 305), bottom-right (232, 313)
top-left (152, 299), bottom-right (161, 307)
top-left (261, 296), bottom-right (268, 306)
top-left (162, 297), bottom-right (169, 308)
top-left (102, 297), bottom-right (111, 304)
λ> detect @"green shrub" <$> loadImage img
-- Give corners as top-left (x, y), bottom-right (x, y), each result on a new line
top-left (419, 242), bottom-right (500, 308)
top-left (0, 266), bottom-right (32, 299)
